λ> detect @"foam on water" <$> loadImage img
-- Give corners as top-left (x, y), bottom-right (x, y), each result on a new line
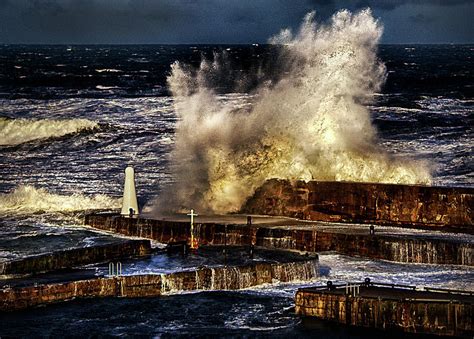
top-left (0, 117), bottom-right (98, 146)
top-left (0, 185), bottom-right (120, 215)
top-left (318, 253), bottom-right (474, 290)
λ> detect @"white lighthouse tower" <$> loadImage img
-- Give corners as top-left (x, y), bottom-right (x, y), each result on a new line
top-left (121, 166), bottom-right (139, 216)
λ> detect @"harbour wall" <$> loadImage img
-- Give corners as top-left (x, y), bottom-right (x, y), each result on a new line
top-left (296, 284), bottom-right (474, 337)
top-left (241, 180), bottom-right (473, 233)
top-left (256, 228), bottom-right (473, 266)
top-left (0, 257), bottom-right (318, 311)
top-left (0, 240), bottom-right (151, 276)
top-left (84, 214), bottom-right (473, 266)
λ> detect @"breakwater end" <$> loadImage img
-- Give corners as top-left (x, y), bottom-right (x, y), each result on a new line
top-left (296, 281), bottom-right (474, 337)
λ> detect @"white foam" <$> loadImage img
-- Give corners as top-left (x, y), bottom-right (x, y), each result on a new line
top-left (157, 9), bottom-right (432, 213)
top-left (319, 254), bottom-right (474, 291)
top-left (95, 68), bottom-right (123, 73)
top-left (96, 85), bottom-right (120, 90)
top-left (0, 185), bottom-right (120, 215)
top-left (0, 117), bottom-right (98, 146)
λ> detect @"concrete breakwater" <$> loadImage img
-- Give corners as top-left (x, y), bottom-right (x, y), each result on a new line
top-left (85, 214), bottom-right (473, 266)
top-left (85, 213), bottom-right (254, 246)
top-left (0, 240), bottom-right (151, 276)
top-left (296, 282), bottom-right (474, 337)
top-left (0, 250), bottom-right (319, 311)
top-left (256, 227), bottom-right (473, 266)
top-left (242, 180), bottom-right (473, 233)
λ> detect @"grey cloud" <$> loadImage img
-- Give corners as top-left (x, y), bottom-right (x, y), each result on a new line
top-left (28, 0), bottom-right (64, 15)
top-left (409, 13), bottom-right (435, 24)
top-left (0, 0), bottom-right (472, 44)
top-left (344, 0), bottom-right (474, 11)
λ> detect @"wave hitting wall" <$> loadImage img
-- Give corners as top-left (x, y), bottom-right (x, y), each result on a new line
top-left (155, 9), bottom-right (432, 214)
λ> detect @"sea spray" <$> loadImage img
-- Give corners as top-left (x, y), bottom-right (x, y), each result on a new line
top-left (0, 117), bottom-right (98, 146)
top-left (0, 185), bottom-right (120, 215)
top-left (156, 9), bottom-right (432, 214)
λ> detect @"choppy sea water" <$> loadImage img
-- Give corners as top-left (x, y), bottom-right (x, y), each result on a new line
top-left (0, 44), bottom-right (472, 336)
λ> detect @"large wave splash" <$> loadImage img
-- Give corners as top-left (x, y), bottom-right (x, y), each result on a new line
top-left (157, 9), bottom-right (432, 214)
top-left (0, 117), bottom-right (98, 146)
top-left (0, 185), bottom-right (120, 215)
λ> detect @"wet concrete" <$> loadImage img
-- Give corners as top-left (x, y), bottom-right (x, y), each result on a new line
top-left (0, 239), bottom-right (151, 276)
top-left (296, 283), bottom-right (474, 337)
top-left (84, 213), bottom-right (474, 266)
top-left (0, 246), bottom-right (319, 311)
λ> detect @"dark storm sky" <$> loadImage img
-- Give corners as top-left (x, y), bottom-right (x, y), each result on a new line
top-left (0, 0), bottom-right (472, 44)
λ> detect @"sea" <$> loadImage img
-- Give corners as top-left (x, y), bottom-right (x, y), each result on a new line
top-left (0, 44), bottom-right (472, 337)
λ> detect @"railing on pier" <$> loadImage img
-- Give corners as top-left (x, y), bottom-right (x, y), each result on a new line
top-left (300, 279), bottom-right (474, 300)
top-left (108, 262), bottom-right (122, 276)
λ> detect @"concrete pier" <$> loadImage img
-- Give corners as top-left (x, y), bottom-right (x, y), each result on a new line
top-left (84, 213), bottom-right (473, 266)
top-left (0, 247), bottom-right (319, 311)
top-left (0, 240), bottom-right (151, 276)
top-left (296, 282), bottom-right (474, 337)
top-left (242, 180), bottom-right (473, 233)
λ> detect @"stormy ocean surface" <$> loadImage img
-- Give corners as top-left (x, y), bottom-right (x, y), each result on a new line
top-left (0, 44), bottom-right (473, 336)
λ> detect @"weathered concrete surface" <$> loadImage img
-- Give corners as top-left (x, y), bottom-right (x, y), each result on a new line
top-left (84, 214), bottom-right (473, 266)
top-left (241, 179), bottom-right (473, 233)
top-left (0, 240), bottom-right (151, 276)
top-left (0, 252), bottom-right (318, 311)
top-left (256, 227), bottom-right (473, 266)
top-left (296, 285), bottom-right (474, 337)
top-left (85, 213), bottom-right (255, 246)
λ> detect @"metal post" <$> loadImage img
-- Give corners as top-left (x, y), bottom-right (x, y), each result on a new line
top-left (223, 224), bottom-right (227, 265)
top-left (246, 216), bottom-right (253, 259)
top-left (187, 209), bottom-right (198, 249)
top-left (117, 262), bottom-right (122, 275)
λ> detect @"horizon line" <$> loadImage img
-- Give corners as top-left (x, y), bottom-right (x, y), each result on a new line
top-left (1, 42), bottom-right (473, 46)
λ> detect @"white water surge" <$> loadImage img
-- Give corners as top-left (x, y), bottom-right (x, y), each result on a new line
top-left (156, 9), bottom-right (432, 214)
top-left (0, 117), bottom-right (98, 146)
top-left (0, 185), bottom-right (120, 215)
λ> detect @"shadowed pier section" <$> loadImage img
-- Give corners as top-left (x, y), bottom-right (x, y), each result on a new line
top-left (242, 180), bottom-right (473, 233)
top-left (0, 247), bottom-right (319, 311)
top-left (84, 213), bottom-right (474, 266)
top-left (0, 240), bottom-right (151, 276)
top-left (296, 282), bottom-right (474, 337)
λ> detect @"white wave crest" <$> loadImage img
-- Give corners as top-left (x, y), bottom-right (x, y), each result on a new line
top-left (0, 117), bottom-right (99, 146)
top-left (157, 9), bottom-right (432, 214)
top-left (0, 185), bottom-right (120, 215)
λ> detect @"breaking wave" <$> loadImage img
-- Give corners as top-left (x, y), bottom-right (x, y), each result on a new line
top-left (0, 117), bottom-right (99, 146)
top-left (156, 9), bottom-right (432, 214)
top-left (0, 185), bottom-right (120, 215)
